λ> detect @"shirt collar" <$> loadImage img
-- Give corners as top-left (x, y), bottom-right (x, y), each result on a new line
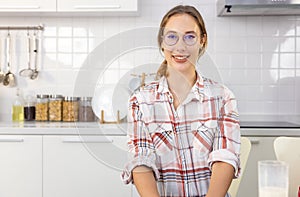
top-left (157, 71), bottom-right (205, 102)
top-left (191, 72), bottom-right (205, 102)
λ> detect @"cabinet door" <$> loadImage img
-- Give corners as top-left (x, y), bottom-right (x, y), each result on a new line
top-left (0, 135), bottom-right (42, 197)
top-left (237, 137), bottom-right (277, 197)
top-left (57, 0), bottom-right (138, 12)
top-left (0, 0), bottom-right (56, 12)
top-left (43, 135), bottom-right (131, 197)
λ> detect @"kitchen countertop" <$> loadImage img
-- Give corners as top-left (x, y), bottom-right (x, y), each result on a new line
top-left (0, 121), bottom-right (300, 136)
top-left (0, 121), bottom-right (127, 135)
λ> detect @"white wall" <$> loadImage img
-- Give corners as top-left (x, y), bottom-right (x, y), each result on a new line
top-left (0, 0), bottom-right (300, 121)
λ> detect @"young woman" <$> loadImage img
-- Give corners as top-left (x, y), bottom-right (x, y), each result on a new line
top-left (122, 5), bottom-right (241, 197)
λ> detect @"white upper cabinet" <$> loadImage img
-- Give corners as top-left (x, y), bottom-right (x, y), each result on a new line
top-left (0, 0), bottom-right (56, 12)
top-left (0, 0), bottom-right (138, 15)
top-left (57, 0), bottom-right (138, 13)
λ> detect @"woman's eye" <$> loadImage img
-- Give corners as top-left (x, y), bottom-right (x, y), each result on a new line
top-left (167, 34), bottom-right (178, 39)
top-left (185, 34), bottom-right (196, 40)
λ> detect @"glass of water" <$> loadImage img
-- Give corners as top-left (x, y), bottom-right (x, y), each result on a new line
top-left (258, 160), bottom-right (289, 197)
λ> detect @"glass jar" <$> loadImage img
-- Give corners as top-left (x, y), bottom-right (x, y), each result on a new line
top-left (12, 88), bottom-right (24, 122)
top-left (49, 95), bottom-right (63, 121)
top-left (79, 97), bottom-right (96, 122)
top-left (35, 94), bottom-right (48, 121)
top-left (62, 97), bottom-right (79, 122)
top-left (24, 95), bottom-right (36, 121)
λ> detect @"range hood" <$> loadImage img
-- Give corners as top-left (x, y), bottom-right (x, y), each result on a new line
top-left (217, 0), bottom-right (300, 16)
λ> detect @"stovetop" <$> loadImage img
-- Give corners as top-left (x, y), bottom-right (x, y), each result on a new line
top-left (240, 121), bottom-right (300, 128)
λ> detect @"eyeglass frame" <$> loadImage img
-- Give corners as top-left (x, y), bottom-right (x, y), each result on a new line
top-left (162, 31), bottom-right (199, 46)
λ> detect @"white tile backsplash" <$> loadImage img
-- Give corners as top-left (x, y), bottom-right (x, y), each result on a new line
top-left (246, 37), bottom-right (262, 53)
top-left (262, 17), bottom-right (279, 36)
top-left (1, 0), bottom-right (300, 121)
top-left (279, 37), bottom-right (296, 52)
top-left (279, 53), bottom-right (296, 68)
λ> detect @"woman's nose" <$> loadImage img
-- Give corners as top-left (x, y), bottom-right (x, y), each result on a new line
top-left (175, 37), bottom-right (187, 51)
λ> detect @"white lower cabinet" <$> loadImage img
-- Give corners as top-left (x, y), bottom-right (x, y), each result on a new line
top-left (237, 136), bottom-right (277, 197)
top-left (43, 135), bottom-right (131, 197)
top-left (0, 135), bottom-right (42, 197)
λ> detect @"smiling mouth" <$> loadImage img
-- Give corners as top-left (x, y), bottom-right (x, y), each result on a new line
top-left (172, 55), bottom-right (190, 62)
top-left (172, 55), bottom-right (190, 60)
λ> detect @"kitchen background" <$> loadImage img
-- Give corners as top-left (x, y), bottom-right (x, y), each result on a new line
top-left (0, 0), bottom-right (300, 122)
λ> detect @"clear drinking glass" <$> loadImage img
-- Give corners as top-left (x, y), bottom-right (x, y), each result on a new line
top-left (258, 160), bottom-right (289, 197)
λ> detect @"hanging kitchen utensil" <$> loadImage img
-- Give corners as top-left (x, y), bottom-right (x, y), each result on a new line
top-left (0, 38), bottom-right (5, 83)
top-left (0, 66), bottom-right (4, 83)
top-left (3, 32), bottom-right (16, 87)
top-left (30, 32), bottom-right (39, 80)
top-left (19, 31), bottom-right (34, 77)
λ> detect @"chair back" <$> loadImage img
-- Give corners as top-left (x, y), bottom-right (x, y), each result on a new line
top-left (274, 137), bottom-right (300, 197)
top-left (228, 137), bottom-right (252, 197)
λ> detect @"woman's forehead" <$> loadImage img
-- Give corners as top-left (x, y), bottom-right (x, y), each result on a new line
top-left (164, 14), bottom-right (200, 34)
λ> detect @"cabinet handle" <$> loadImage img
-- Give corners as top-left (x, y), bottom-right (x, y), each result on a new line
top-left (0, 138), bottom-right (24, 142)
top-left (74, 5), bottom-right (121, 9)
top-left (0, 6), bottom-right (40, 9)
top-left (62, 138), bottom-right (113, 143)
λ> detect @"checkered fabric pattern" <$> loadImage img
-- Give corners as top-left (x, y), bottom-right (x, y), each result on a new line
top-left (122, 72), bottom-right (241, 197)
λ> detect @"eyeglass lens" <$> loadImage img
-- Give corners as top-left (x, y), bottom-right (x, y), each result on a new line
top-left (163, 32), bottom-right (198, 46)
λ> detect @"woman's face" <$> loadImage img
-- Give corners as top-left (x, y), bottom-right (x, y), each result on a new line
top-left (162, 13), bottom-right (203, 74)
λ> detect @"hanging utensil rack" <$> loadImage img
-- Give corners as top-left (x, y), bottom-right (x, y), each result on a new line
top-left (0, 24), bottom-right (44, 31)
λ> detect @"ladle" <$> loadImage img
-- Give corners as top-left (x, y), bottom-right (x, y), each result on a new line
top-left (0, 67), bottom-right (4, 83)
top-left (3, 32), bottom-right (16, 87)
top-left (0, 39), bottom-right (4, 83)
top-left (19, 31), bottom-right (34, 77)
top-left (30, 33), bottom-right (39, 80)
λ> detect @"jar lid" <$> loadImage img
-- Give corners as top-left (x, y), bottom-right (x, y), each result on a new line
top-left (37, 94), bottom-right (49, 99)
top-left (49, 94), bottom-right (63, 100)
top-left (25, 95), bottom-right (36, 105)
top-left (80, 96), bottom-right (92, 101)
top-left (64, 96), bottom-right (80, 101)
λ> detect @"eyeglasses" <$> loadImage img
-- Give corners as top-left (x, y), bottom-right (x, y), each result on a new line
top-left (162, 31), bottom-right (198, 46)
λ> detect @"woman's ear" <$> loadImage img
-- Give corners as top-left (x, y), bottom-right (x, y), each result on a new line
top-left (200, 34), bottom-right (207, 46)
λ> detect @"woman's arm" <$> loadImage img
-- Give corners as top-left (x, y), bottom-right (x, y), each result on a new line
top-left (206, 161), bottom-right (234, 197)
top-left (133, 166), bottom-right (160, 197)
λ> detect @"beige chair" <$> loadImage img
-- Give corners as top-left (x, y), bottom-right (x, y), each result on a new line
top-left (274, 137), bottom-right (300, 197)
top-left (228, 137), bottom-right (252, 197)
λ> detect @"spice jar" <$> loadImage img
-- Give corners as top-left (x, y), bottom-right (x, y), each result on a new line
top-left (49, 95), bottom-right (63, 121)
top-left (79, 97), bottom-right (96, 122)
top-left (24, 95), bottom-right (36, 121)
top-left (35, 94), bottom-right (48, 121)
top-left (63, 97), bottom-right (79, 122)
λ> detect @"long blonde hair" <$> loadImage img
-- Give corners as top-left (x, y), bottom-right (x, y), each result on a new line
top-left (156, 5), bottom-right (208, 79)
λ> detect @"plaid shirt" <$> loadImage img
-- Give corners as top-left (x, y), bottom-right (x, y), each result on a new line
top-left (122, 73), bottom-right (241, 197)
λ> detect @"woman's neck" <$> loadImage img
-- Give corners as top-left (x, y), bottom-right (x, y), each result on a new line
top-left (166, 68), bottom-right (197, 109)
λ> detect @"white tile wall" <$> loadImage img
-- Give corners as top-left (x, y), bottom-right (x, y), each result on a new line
top-left (1, 0), bottom-right (300, 121)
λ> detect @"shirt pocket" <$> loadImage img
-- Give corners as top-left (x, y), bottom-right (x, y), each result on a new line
top-left (148, 123), bottom-right (174, 156)
top-left (191, 120), bottom-right (217, 159)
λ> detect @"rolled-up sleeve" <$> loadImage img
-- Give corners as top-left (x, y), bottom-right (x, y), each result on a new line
top-left (121, 95), bottom-right (159, 184)
top-left (207, 86), bottom-right (241, 178)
